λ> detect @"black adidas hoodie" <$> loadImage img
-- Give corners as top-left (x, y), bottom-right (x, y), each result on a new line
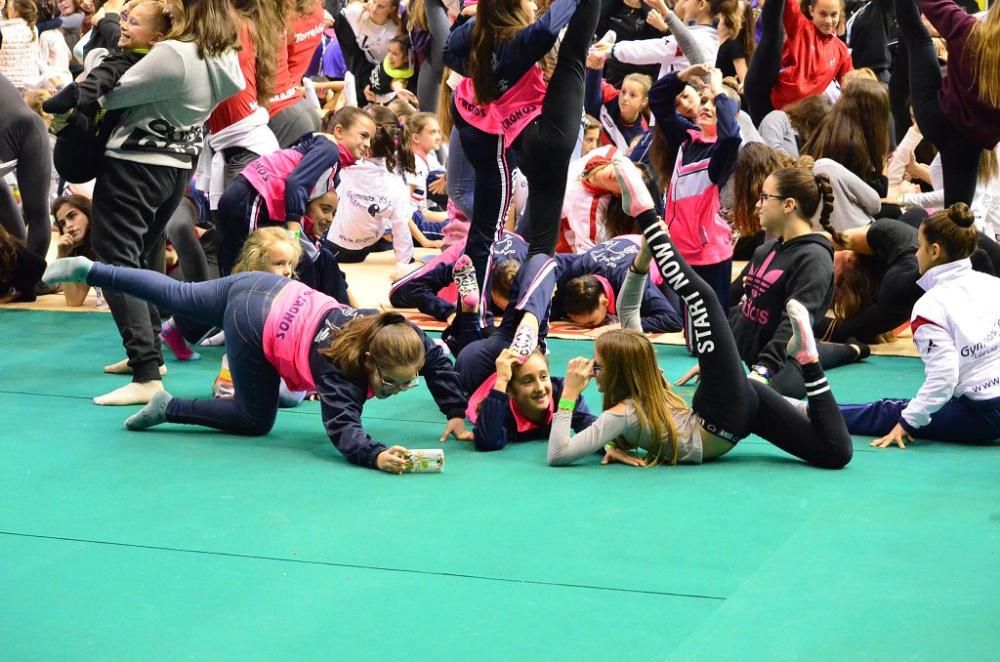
top-left (729, 233), bottom-right (834, 375)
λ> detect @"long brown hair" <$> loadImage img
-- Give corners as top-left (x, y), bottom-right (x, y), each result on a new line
top-left (7, 0), bottom-right (38, 36)
top-left (921, 203), bottom-right (978, 262)
top-left (594, 330), bottom-right (689, 466)
top-left (732, 143), bottom-right (785, 239)
top-left (964, 3), bottom-right (1000, 109)
top-left (736, 0), bottom-right (755, 59)
top-left (783, 95), bottom-right (831, 146)
top-left (469, 0), bottom-right (534, 103)
top-left (802, 79), bottom-right (890, 187)
top-left (319, 312), bottom-right (425, 378)
top-left (437, 67), bottom-right (455, 135)
top-left (231, 0), bottom-right (286, 106)
top-left (832, 253), bottom-right (878, 323)
top-left (365, 104), bottom-right (403, 173)
top-left (0, 225), bottom-right (23, 282)
top-left (710, 0), bottom-right (743, 38)
top-left (166, 0), bottom-right (240, 58)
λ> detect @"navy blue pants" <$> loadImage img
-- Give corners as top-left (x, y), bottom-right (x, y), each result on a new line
top-left (453, 0), bottom-right (600, 297)
top-left (88, 264), bottom-right (289, 435)
top-left (453, 254), bottom-right (557, 393)
top-left (840, 396), bottom-right (1000, 444)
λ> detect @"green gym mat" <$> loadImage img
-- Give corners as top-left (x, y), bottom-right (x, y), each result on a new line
top-left (1, 309), bottom-right (997, 661)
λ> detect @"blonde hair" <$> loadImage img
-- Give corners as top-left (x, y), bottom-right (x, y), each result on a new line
top-left (231, 227), bottom-right (302, 275)
top-left (23, 88), bottom-right (52, 126)
top-left (595, 330), bottom-right (689, 466)
top-left (965, 4), bottom-right (1000, 109)
top-left (319, 312), bottom-right (425, 378)
top-left (842, 67), bottom-right (877, 86)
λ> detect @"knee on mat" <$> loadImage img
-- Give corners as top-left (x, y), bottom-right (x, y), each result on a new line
top-left (236, 413), bottom-right (277, 437)
top-left (815, 445), bottom-right (853, 470)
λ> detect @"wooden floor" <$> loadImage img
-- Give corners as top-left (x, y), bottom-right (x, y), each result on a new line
top-left (2, 239), bottom-right (919, 356)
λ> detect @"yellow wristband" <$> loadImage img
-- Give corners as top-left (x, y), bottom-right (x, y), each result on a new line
top-left (558, 398), bottom-right (576, 411)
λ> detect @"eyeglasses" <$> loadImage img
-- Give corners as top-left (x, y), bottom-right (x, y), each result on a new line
top-left (372, 359), bottom-right (419, 392)
top-left (759, 192), bottom-right (785, 203)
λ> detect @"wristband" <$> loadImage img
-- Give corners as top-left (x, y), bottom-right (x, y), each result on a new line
top-left (604, 442), bottom-right (616, 452)
top-left (558, 398), bottom-right (576, 411)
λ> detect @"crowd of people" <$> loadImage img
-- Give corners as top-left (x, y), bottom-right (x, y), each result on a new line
top-left (1, 0), bottom-right (998, 472)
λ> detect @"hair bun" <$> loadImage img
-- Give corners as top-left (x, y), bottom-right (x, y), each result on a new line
top-left (380, 312), bottom-right (408, 326)
top-left (947, 202), bottom-right (975, 228)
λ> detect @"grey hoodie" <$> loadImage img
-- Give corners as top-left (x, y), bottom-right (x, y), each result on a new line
top-left (102, 40), bottom-right (244, 169)
top-left (811, 158), bottom-right (882, 233)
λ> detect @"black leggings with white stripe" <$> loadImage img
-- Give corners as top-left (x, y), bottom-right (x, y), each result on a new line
top-left (639, 213), bottom-right (853, 469)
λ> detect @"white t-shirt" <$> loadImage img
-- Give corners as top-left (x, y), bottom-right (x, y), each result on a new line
top-left (343, 2), bottom-right (399, 65)
top-left (559, 146), bottom-right (616, 253)
top-left (405, 150), bottom-right (443, 209)
top-left (329, 158), bottom-right (415, 268)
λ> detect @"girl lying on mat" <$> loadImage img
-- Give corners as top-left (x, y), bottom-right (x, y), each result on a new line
top-left (41, 258), bottom-right (471, 474)
top-left (839, 203), bottom-right (1000, 448)
top-left (546, 160), bottom-right (854, 469)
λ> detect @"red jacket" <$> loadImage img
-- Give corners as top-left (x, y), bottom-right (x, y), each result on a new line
top-left (770, 0), bottom-right (852, 110)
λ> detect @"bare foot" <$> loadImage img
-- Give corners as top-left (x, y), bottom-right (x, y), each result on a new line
top-left (104, 358), bottom-right (167, 376)
top-left (93, 380), bottom-right (165, 406)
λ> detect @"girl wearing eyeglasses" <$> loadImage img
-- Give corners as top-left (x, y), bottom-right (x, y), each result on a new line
top-left (717, 164), bottom-right (866, 399)
top-left (41, 256), bottom-right (471, 474)
top-left (548, 159), bottom-right (853, 469)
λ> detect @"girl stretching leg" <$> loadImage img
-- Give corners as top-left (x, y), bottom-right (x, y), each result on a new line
top-left (548, 160), bottom-right (853, 469)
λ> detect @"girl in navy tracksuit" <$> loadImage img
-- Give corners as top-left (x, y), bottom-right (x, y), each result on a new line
top-left (444, 0), bottom-right (600, 302)
top-left (215, 133), bottom-right (342, 276)
top-left (42, 257), bottom-right (470, 474)
top-left (215, 107), bottom-right (376, 275)
top-left (583, 65), bottom-right (651, 152)
top-left (468, 348), bottom-right (597, 452)
top-left (389, 231), bottom-right (528, 322)
top-left (551, 235), bottom-right (684, 333)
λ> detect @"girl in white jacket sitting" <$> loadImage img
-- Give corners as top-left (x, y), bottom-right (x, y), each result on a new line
top-left (840, 203), bottom-right (1000, 448)
top-left (325, 105), bottom-right (416, 276)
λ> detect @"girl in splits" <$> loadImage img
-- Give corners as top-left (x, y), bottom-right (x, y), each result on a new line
top-left (443, 0), bottom-right (600, 308)
top-left (42, 258), bottom-right (471, 474)
top-left (547, 159), bottom-right (853, 469)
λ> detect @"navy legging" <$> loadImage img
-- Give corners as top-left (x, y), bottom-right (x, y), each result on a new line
top-left (454, 0), bottom-right (600, 304)
top-left (87, 264), bottom-right (289, 435)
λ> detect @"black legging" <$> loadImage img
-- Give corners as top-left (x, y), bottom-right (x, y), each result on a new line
top-left (638, 212), bottom-right (852, 468)
top-left (744, 0), bottom-right (785, 126)
top-left (895, 0), bottom-right (981, 206)
top-left (454, 0), bottom-right (600, 300)
top-left (0, 74), bottom-right (53, 259)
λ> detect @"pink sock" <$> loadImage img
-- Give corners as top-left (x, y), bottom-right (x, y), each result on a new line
top-left (161, 319), bottom-right (200, 361)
